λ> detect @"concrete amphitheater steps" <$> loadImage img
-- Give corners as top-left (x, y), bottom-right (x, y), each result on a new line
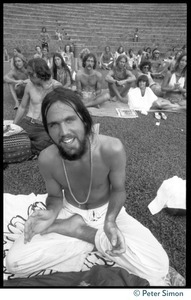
top-left (3, 3), bottom-right (187, 57)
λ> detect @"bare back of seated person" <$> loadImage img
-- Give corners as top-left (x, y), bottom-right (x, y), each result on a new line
top-left (41, 133), bottom-right (117, 210)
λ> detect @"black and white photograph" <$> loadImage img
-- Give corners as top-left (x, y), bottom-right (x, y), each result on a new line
top-left (3, 3), bottom-right (187, 291)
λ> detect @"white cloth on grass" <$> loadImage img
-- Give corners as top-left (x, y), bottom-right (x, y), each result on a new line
top-left (6, 195), bottom-right (169, 286)
top-left (148, 176), bottom-right (186, 215)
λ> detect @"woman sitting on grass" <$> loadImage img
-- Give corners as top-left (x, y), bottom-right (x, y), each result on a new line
top-left (138, 60), bottom-right (164, 97)
top-left (52, 52), bottom-right (73, 89)
top-left (161, 53), bottom-right (186, 110)
top-left (128, 75), bottom-right (184, 119)
top-left (4, 53), bottom-right (29, 110)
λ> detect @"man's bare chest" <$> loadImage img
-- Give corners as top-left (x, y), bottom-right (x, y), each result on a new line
top-left (81, 74), bottom-right (98, 86)
top-left (56, 156), bottom-right (109, 191)
top-left (29, 87), bottom-right (48, 104)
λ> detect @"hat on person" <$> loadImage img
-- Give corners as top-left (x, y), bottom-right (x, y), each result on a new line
top-left (148, 176), bottom-right (186, 215)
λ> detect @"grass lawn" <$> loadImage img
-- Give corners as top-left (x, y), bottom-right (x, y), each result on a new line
top-left (3, 62), bottom-right (186, 279)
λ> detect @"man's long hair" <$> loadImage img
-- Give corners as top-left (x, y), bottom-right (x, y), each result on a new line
top-left (52, 52), bottom-right (73, 83)
top-left (64, 44), bottom-right (72, 53)
top-left (27, 58), bottom-right (51, 81)
top-left (173, 53), bottom-right (187, 77)
top-left (117, 46), bottom-right (125, 54)
top-left (41, 87), bottom-right (94, 137)
top-left (115, 54), bottom-right (128, 66)
top-left (82, 53), bottom-right (97, 69)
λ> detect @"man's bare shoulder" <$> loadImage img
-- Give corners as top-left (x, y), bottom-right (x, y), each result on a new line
top-left (96, 134), bottom-right (126, 166)
top-left (26, 80), bottom-right (34, 88)
top-left (38, 144), bottom-right (60, 167)
top-left (94, 70), bottom-right (103, 79)
top-left (125, 69), bottom-right (134, 76)
top-left (98, 134), bottom-right (124, 154)
top-left (24, 80), bottom-right (34, 92)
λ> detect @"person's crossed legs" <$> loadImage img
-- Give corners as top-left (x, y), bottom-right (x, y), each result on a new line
top-left (108, 82), bottom-right (131, 103)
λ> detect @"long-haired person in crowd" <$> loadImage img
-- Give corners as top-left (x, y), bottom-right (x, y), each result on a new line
top-left (161, 53), bottom-right (186, 109)
top-left (4, 53), bottom-right (29, 110)
top-left (34, 45), bottom-right (43, 58)
top-left (100, 46), bottom-right (114, 70)
top-left (13, 58), bottom-right (62, 155)
top-left (77, 48), bottom-right (90, 70)
top-left (10, 47), bottom-right (22, 70)
top-left (113, 46), bottom-right (127, 66)
top-left (105, 54), bottom-right (136, 103)
top-left (61, 44), bottom-right (74, 71)
top-left (127, 48), bottom-right (137, 69)
top-left (168, 49), bottom-right (183, 71)
top-left (39, 26), bottom-right (50, 51)
top-left (52, 52), bottom-right (73, 89)
top-left (42, 47), bottom-right (53, 69)
top-left (150, 48), bottom-right (167, 79)
top-left (142, 47), bottom-right (152, 61)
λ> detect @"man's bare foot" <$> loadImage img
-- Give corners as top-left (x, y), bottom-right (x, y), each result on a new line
top-left (41, 214), bottom-right (85, 236)
top-left (41, 214), bottom-right (97, 244)
top-left (85, 102), bottom-right (100, 108)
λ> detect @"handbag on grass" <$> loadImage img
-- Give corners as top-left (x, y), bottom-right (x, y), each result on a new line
top-left (3, 121), bottom-right (32, 164)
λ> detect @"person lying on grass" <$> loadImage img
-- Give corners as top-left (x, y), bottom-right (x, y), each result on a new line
top-left (6, 87), bottom-right (169, 286)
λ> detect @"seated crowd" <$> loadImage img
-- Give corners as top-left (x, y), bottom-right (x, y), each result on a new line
top-left (3, 41), bottom-right (186, 287)
top-left (4, 43), bottom-right (186, 156)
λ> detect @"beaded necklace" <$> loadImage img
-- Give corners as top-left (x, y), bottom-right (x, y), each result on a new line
top-left (62, 139), bottom-right (93, 208)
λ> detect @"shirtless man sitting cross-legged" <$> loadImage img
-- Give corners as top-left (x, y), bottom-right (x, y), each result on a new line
top-left (76, 53), bottom-right (110, 108)
top-left (105, 54), bottom-right (136, 103)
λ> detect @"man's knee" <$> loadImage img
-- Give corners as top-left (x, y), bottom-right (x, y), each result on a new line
top-left (101, 91), bottom-right (110, 101)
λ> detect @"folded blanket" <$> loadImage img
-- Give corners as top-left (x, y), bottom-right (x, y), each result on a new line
top-left (88, 100), bottom-right (138, 118)
top-left (87, 100), bottom-right (179, 118)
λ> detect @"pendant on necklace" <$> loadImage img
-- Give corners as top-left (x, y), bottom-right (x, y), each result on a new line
top-left (78, 204), bottom-right (81, 209)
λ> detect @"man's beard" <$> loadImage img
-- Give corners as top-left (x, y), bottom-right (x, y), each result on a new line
top-left (56, 136), bottom-right (88, 161)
